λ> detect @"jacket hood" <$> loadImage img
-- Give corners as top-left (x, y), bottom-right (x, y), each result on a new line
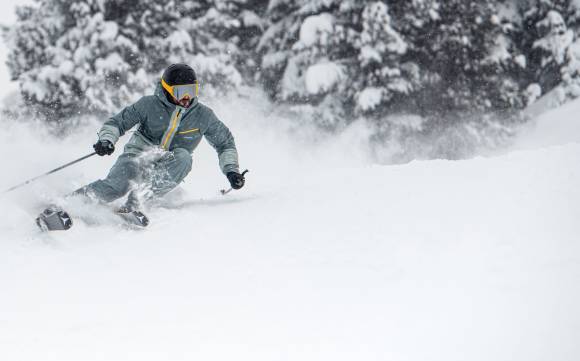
top-left (154, 81), bottom-right (198, 110)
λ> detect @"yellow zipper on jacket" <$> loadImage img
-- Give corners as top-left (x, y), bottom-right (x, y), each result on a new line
top-left (161, 108), bottom-right (182, 150)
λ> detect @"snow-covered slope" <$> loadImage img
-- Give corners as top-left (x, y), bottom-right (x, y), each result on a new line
top-left (0, 96), bottom-right (579, 361)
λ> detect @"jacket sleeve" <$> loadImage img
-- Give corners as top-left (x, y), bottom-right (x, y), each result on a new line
top-left (98, 101), bottom-right (144, 144)
top-left (204, 110), bottom-right (240, 175)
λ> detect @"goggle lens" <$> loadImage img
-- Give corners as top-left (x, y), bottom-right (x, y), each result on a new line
top-left (173, 84), bottom-right (197, 100)
top-left (162, 78), bottom-right (199, 100)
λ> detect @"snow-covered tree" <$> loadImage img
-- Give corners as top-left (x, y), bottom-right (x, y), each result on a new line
top-left (8, 0), bottom-right (577, 129)
top-left (4, 0), bottom-right (146, 119)
top-left (3, 0), bottom-right (265, 122)
top-left (256, 0), bottom-right (304, 98)
top-left (520, 1), bottom-right (569, 84)
top-left (568, 0), bottom-right (580, 28)
top-left (258, 1), bottom-right (416, 126)
top-left (521, 0), bottom-right (570, 44)
top-left (516, 0), bottom-right (580, 102)
top-left (353, 2), bottom-right (416, 115)
top-left (257, 0), bottom-right (525, 126)
top-left (398, 0), bottom-right (524, 113)
top-left (164, 0), bottom-right (267, 91)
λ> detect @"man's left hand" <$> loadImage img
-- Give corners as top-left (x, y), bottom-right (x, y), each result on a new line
top-left (227, 171), bottom-right (245, 190)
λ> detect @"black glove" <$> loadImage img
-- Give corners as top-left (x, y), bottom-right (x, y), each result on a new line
top-left (227, 171), bottom-right (245, 190)
top-left (93, 139), bottom-right (115, 156)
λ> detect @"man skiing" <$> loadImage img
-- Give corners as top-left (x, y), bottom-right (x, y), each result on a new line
top-left (37, 63), bottom-right (245, 230)
top-left (81, 63), bottom-right (244, 206)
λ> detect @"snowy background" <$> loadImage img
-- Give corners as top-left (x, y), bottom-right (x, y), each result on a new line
top-left (0, 0), bottom-right (27, 98)
top-left (1, 1), bottom-right (580, 361)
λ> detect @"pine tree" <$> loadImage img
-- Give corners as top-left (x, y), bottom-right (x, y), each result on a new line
top-left (3, 0), bottom-right (143, 119)
top-left (521, 0), bottom-right (569, 49)
top-left (3, 0), bottom-right (264, 121)
top-left (520, 1), bottom-right (568, 81)
top-left (257, 1), bottom-right (414, 125)
top-left (184, 0), bottom-right (268, 92)
top-left (516, 0), bottom-right (580, 99)
top-left (390, 0), bottom-right (524, 114)
top-left (206, 0), bottom-right (268, 74)
top-left (353, 2), bottom-right (414, 115)
top-left (256, 0), bottom-right (304, 99)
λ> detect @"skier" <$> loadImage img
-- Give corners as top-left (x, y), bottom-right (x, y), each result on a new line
top-left (37, 63), bottom-right (245, 230)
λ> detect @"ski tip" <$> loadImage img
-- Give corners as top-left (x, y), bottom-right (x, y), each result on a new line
top-left (133, 211), bottom-right (150, 227)
top-left (116, 209), bottom-right (150, 228)
top-left (35, 216), bottom-right (48, 232)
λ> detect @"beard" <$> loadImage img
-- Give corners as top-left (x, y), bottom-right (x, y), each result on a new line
top-left (177, 97), bottom-right (192, 108)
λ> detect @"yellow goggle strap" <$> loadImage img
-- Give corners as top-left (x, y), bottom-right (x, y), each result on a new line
top-left (161, 78), bottom-right (199, 99)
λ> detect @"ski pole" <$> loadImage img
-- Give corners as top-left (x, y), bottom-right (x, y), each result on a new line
top-left (4, 152), bottom-right (98, 194)
top-left (220, 169), bottom-right (249, 195)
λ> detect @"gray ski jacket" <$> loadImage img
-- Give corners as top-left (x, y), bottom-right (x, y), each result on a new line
top-left (98, 82), bottom-right (239, 174)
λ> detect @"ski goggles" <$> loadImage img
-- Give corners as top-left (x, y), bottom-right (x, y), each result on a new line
top-left (161, 78), bottom-right (199, 100)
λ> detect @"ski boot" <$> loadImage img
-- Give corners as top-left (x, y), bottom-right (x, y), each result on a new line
top-left (36, 206), bottom-right (73, 231)
top-left (115, 191), bottom-right (150, 227)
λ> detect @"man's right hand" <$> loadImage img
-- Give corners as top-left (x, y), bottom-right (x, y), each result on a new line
top-left (93, 139), bottom-right (115, 156)
top-left (227, 171), bottom-right (246, 190)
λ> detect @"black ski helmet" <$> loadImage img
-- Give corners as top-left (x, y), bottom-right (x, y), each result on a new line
top-left (162, 63), bottom-right (197, 86)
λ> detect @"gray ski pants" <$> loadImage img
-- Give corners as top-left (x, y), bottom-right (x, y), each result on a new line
top-left (79, 148), bottom-right (192, 203)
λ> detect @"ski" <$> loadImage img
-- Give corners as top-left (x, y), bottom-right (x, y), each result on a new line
top-left (115, 209), bottom-right (150, 228)
top-left (36, 206), bottom-right (149, 231)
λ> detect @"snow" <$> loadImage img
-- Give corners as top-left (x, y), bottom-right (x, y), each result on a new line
top-left (261, 51), bottom-right (287, 69)
top-left (298, 13), bottom-right (334, 47)
top-left (100, 21), bottom-right (118, 41)
top-left (428, 8), bottom-right (440, 21)
top-left (95, 52), bottom-right (127, 73)
top-left (387, 114), bottom-right (427, 132)
top-left (360, 45), bottom-right (383, 64)
top-left (386, 75), bottom-right (411, 94)
top-left (167, 29), bottom-right (193, 52)
top-left (360, 2), bottom-right (408, 57)
top-left (515, 54), bottom-right (527, 69)
top-left (486, 34), bottom-right (511, 64)
top-left (357, 87), bottom-right (384, 111)
top-left (0, 92), bottom-right (579, 360)
top-left (304, 62), bottom-right (344, 95)
top-left (191, 54), bottom-right (243, 88)
top-left (0, 2), bottom-right (580, 360)
top-left (514, 92), bottom-right (580, 150)
top-left (525, 83), bottom-right (543, 104)
top-left (240, 10), bottom-right (263, 28)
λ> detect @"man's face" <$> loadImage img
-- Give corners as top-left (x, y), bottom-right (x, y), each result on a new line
top-left (177, 95), bottom-right (192, 108)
